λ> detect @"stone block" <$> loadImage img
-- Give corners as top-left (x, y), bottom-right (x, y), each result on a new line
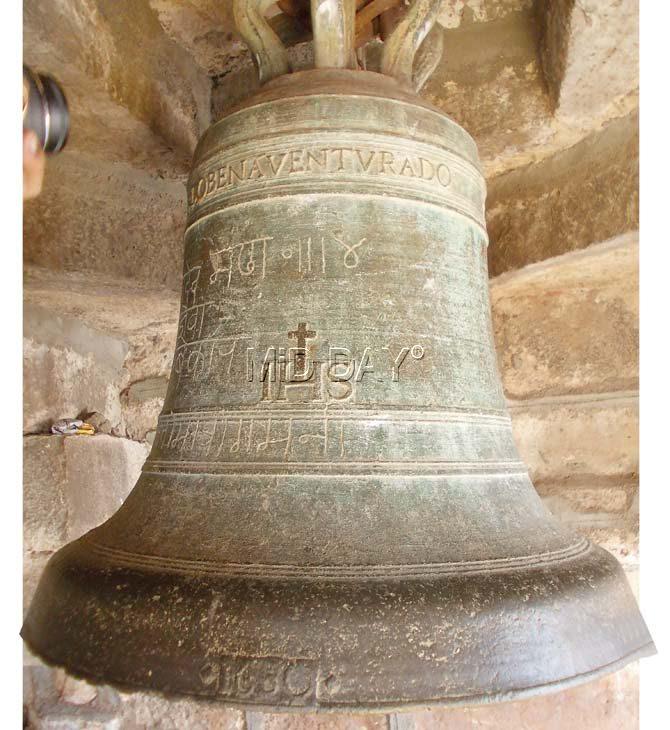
top-left (539, 481), bottom-right (639, 566)
top-left (24, 267), bottom-right (179, 440)
top-left (24, 658), bottom-right (246, 730)
top-left (584, 525), bottom-right (640, 574)
top-left (545, 485), bottom-right (632, 515)
top-left (490, 233), bottom-right (638, 399)
top-left (120, 377), bottom-right (170, 442)
top-left (422, 9), bottom-right (554, 177)
top-left (509, 395), bottom-right (638, 485)
top-left (62, 435), bottom-right (149, 540)
top-left (24, 437), bottom-right (67, 554)
top-left (538, 0), bottom-right (639, 123)
top-left (24, 0), bottom-right (211, 156)
top-left (24, 658), bottom-right (244, 730)
top-left (23, 434), bottom-right (148, 611)
top-left (24, 551), bottom-right (55, 621)
top-left (437, 0), bottom-right (532, 29)
top-left (393, 663), bottom-right (638, 729)
top-left (150, 0), bottom-right (245, 75)
top-left (211, 37), bottom-right (315, 120)
top-left (486, 115), bottom-right (638, 276)
top-left (24, 153), bottom-right (187, 290)
top-left (60, 676), bottom-right (98, 707)
top-left (23, 305), bottom-right (128, 436)
top-left (24, 434), bottom-right (148, 551)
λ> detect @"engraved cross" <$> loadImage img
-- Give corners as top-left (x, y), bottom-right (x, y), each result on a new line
top-left (288, 322), bottom-right (316, 372)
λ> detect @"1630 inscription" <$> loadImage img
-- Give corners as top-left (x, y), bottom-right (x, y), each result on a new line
top-left (198, 655), bottom-right (316, 706)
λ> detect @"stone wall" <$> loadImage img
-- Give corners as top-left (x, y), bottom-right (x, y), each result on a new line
top-left (23, 1), bottom-right (640, 728)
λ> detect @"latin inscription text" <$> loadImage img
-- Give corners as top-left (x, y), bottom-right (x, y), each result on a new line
top-left (189, 147), bottom-right (452, 206)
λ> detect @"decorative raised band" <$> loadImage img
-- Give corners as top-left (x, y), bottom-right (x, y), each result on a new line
top-left (187, 137), bottom-right (486, 229)
top-left (143, 460), bottom-right (528, 477)
top-left (148, 407), bottom-right (521, 474)
top-left (85, 538), bottom-right (591, 581)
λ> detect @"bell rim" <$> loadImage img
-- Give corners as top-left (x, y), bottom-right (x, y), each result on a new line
top-left (22, 625), bottom-right (655, 715)
top-left (22, 538), bottom-right (654, 713)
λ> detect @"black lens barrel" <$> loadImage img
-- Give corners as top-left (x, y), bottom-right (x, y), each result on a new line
top-left (23, 65), bottom-right (70, 155)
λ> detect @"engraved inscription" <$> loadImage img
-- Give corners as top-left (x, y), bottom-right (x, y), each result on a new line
top-left (181, 234), bottom-right (368, 310)
top-left (258, 358), bottom-right (357, 405)
top-left (198, 656), bottom-right (317, 706)
top-left (173, 335), bottom-right (250, 384)
top-left (209, 236), bottom-right (270, 288)
top-left (333, 235), bottom-right (366, 269)
top-left (189, 146), bottom-right (452, 207)
top-left (276, 234), bottom-right (368, 273)
top-left (157, 413), bottom-right (349, 463)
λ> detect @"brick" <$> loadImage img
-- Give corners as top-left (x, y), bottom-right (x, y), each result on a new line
top-left (249, 713), bottom-right (389, 730)
top-left (397, 663), bottom-right (638, 729)
top-left (118, 691), bottom-right (245, 729)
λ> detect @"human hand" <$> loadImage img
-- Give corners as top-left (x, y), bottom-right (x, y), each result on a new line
top-left (23, 128), bottom-right (45, 200)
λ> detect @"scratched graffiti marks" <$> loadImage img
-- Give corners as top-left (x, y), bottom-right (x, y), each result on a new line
top-left (156, 412), bottom-right (349, 464)
top-left (204, 233), bottom-right (368, 284)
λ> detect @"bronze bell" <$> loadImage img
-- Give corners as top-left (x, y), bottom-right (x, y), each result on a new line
top-left (23, 0), bottom-right (654, 711)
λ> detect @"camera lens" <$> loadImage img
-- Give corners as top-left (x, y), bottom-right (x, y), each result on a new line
top-left (23, 65), bottom-right (70, 155)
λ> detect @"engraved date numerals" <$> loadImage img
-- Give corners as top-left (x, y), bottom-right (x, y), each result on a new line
top-left (199, 656), bottom-right (316, 706)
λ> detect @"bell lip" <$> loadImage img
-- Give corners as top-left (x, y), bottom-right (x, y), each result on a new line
top-left (21, 631), bottom-right (656, 714)
top-left (22, 537), bottom-right (655, 714)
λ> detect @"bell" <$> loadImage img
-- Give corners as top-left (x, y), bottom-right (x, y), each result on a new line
top-left (23, 0), bottom-right (653, 711)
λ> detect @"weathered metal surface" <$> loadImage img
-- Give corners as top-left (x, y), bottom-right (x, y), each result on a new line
top-left (380, 0), bottom-right (442, 86)
top-left (233, 0), bottom-right (290, 83)
top-left (311, 0), bottom-right (357, 69)
top-left (23, 0), bottom-right (653, 713)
